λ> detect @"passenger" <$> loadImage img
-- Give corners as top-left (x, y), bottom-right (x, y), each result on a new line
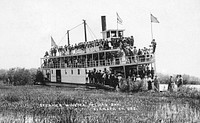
top-left (177, 75), bottom-right (183, 88)
top-left (147, 75), bottom-right (152, 90)
top-left (168, 76), bottom-right (173, 92)
top-left (98, 70), bottom-right (103, 84)
top-left (135, 75), bottom-right (141, 91)
top-left (133, 47), bottom-right (137, 55)
top-left (44, 51), bottom-right (49, 57)
top-left (117, 73), bottom-right (123, 88)
top-left (93, 68), bottom-right (97, 84)
top-left (147, 67), bottom-right (151, 77)
top-left (131, 74), bottom-right (136, 82)
top-left (151, 39), bottom-right (157, 54)
top-left (127, 76), bottom-right (132, 91)
top-left (110, 73), bottom-right (115, 87)
top-left (90, 70), bottom-right (94, 84)
top-left (142, 75), bottom-right (148, 91)
top-left (50, 48), bottom-right (54, 56)
top-left (153, 75), bottom-right (160, 92)
top-left (171, 79), bottom-right (177, 92)
top-left (103, 70), bottom-right (109, 85)
top-left (151, 67), bottom-right (154, 79)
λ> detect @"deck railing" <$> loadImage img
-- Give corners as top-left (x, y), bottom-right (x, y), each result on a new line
top-left (42, 54), bottom-right (154, 69)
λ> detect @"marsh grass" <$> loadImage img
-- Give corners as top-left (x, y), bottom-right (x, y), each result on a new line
top-left (0, 85), bottom-right (200, 122)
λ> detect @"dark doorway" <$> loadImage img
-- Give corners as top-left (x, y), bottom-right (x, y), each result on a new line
top-left (56, 70), bottom-right (61, 83)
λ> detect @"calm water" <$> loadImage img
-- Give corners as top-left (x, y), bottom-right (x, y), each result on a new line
top-left (0, 99), bottom-right (200, 123)
top-left (160, 84), bottom-right (200, 91)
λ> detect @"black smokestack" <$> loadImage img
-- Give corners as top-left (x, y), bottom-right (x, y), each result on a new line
top-left (101, 16), bottom-right (106, 31)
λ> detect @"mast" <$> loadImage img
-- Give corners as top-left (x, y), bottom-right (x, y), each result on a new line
top-left (83, 20), bottom-right (87, 42)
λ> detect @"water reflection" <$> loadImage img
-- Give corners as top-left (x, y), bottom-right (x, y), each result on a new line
top-left (1, 100), bottom-right (200, 122)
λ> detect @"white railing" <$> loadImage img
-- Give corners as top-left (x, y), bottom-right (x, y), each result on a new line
top-left (42, 54), bottom-right (154, 69)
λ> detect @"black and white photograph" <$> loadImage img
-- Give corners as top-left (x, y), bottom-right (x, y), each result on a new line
top-left (0, 0), bottom-right (200, 122)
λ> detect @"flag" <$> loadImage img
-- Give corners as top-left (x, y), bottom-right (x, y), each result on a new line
top-left (151, 14), bottom-right (159, 23)
top-left (51, 36), bottom-right (58, 48)
top-left (117, 12), bottom-right (123, 24)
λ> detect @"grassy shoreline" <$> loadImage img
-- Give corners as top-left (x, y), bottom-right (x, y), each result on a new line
top-left (0, 85), bottom-right (200, 122)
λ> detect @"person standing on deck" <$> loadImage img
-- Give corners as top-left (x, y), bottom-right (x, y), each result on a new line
top-left (151, 67), bottom-right (154, 79)
top-left (88, 70), bottom-right (91, 83)
top-left (151, 39), bottom-right (157, 54)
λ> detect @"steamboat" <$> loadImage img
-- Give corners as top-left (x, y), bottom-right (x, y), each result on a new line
top-left (40, 16), bottom-right (156, 88)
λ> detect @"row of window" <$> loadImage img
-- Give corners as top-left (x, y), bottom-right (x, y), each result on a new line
top-left (51, 69), bottom-right (81, 75)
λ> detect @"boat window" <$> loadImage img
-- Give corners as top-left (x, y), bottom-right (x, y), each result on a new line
top-left (107, 31), bottom-right (110, 38)
top-left (71, 70), bottom-right (73, 75)
top-left (111, 31), bottom-right (117, 37)
top-left (78, 69), bottom-right (80, 75)
top-left (118, 31), bottom-right (123, 37)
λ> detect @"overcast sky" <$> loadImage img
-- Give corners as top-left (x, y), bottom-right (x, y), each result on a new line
top-left (0, 0), bottom-right (200, 78)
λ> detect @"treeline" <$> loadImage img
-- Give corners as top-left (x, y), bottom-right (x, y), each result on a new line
top-left (0, 68), bottom-right (44, 85)
top-left (157, 73), bottom-right (200, 85)
top-left (0, 68), bottom-right (200, 85)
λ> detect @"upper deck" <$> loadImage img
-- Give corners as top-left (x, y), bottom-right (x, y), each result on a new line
top-left (41, 36), bottom-right (155, 69)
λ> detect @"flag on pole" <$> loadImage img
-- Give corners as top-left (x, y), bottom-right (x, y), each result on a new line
top-left (151, 14), bottom-right (159, 23)
top-left (117, 12), bottom-right (123, 24)
top-left (51, 36), bottom-right (58, 48)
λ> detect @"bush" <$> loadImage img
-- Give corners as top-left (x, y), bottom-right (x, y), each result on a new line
top-left (119, 79), bottom-right (142, 92)
top-left (119, 79), bottom-right (128, 92)
top-left (4, 68), bottom-right (35, 85)
top-left (35, 70), bottom-right (45, 85)
top-left (130, 81), bottom-right (143, 92)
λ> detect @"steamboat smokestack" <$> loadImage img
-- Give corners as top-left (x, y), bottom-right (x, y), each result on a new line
top-left (101, 16), bottom-right (106, 31)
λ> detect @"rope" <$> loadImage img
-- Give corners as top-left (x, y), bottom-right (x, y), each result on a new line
top-left (87, 25), bottom-right (95, 40)
top-left (69, 23), bottom-right (83, 31)
top-left (57, 22), bottom-right (83, 45)
top-left (57, 33), bottom-right (67, 46)
top-left (87, 24), bottom-right (97, 39)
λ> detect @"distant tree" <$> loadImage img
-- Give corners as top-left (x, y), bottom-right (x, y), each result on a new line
top-left (3, 68), bottom-right (34, 85)
top-left (0, 69), bottom-right (7, 81)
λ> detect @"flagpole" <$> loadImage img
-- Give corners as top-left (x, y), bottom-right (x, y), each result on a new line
top-left (150, 14), bottom-right (153, 40)
top-left (117, 17), bottom-right (118, 31)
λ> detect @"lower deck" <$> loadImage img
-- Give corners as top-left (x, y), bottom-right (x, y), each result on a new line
top-left (42, 60), bottom-right (155, 85)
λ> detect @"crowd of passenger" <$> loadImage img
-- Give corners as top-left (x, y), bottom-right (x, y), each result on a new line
top-left (86, 65), bottom-right (156, 90)
top-left (43, 38), bottom-right (157, 68)
top-left (44, 37), bottom-right (156, 57)
top-left (86, 67), bottom-right (184, 92)
top-left (167, 75), bottom-right (183, 92)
